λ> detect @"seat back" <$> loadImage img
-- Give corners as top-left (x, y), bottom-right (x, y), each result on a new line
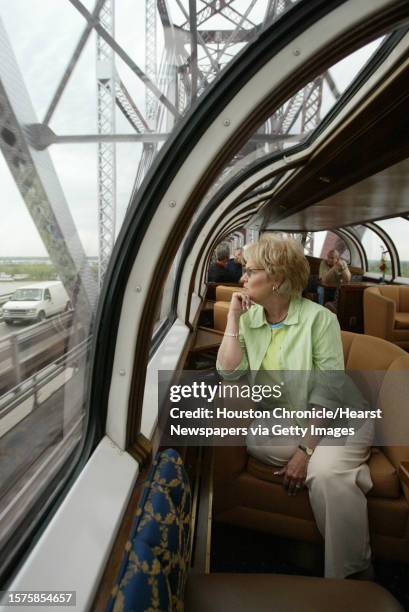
top-left (107, 449), bottom-right (192, 612)
top-left (341, 331), bottom-right (404, 369)
top-left (341, 332), bottom-right (409, 500)
top-left (398, 285), bottom-right (409, 311)
top-left (216, 285), bottom-right (237, 302)
top-left (376, 353), bottom-right (409, 480)
top-left (367, 285), bottom-right (409, 310)
top-left (214, 301), bottom-right (230, 331)
top-left (378, 285), bottom-right (400, 307)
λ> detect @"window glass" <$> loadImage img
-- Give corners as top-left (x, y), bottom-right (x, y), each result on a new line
top-left (152, 266), bottom-right (177, 335)
top-left (374, 217), bottom-right (409, 278)
top-left (0, 18), bottom-right (98, 572)
top-left (311, 231), bottom-right (350, 263)
top-left (12, 288), bottom-right (43, 302)
top-left (152, 245), bottom-right (184, 336)
top-left (0, 0), bottom-right (304, 279)
top-left (0, 1), bottom-right (309, 366)
top-left (0, 2), bottom-right (309, 533)
top-left (351, 225), bottom-right (391, 276)
top-left (201, 35), bottom-right (385, 199)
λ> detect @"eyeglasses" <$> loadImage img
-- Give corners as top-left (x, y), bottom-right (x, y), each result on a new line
top-left (243, 268), bottom-right (264, 277)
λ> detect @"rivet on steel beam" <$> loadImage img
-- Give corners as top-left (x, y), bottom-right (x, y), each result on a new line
top-left (293, 48), bottom-right (301, 56)
top-left (119, 369), bottom-right (126, 376)
top-left (169, 200), bottom-right (176, 207)
top-left (135, 285), bottom-right (142, 292)
top-left (223, 119), bottom-right (231, 127)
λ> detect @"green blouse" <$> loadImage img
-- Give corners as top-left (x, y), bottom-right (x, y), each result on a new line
top-left (216, 297), bottom-right (345, 411)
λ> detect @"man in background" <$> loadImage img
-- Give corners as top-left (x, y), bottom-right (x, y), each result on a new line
top-left (208, 245), bottom-right (236, 283)
top-left (226, 247), bottom-right (244, 282)
top-left (318, 249), bottom-right (351, 305)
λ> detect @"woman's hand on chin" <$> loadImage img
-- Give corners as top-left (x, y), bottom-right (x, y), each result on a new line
top-left (274, 449), bottom-right (309, 496)
top-left (229, 291), bottom-right (252, 316)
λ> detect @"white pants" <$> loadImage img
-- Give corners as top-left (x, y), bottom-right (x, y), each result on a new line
top-left (247, 425), bottom-right (373, 579)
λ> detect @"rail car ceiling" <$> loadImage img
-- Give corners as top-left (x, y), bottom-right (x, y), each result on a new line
top-left (252, 51), bottom-right (409, 232)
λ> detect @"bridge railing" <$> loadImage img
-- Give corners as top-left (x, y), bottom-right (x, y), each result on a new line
top-left (0, 336), bottom-right (91, 422)
top-left (0, 312), bottom-right (83, 394)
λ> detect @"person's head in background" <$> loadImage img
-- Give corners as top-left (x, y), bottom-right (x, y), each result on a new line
top-left (326, 249), bottom-right (340, 267)
top-left (234, 248), bottom-right (244, 265)
top-left (216, 245), bottom-right (230, 265)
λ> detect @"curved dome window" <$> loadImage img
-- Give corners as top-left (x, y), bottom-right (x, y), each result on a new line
top-left (351, 225), bottom-right (391, 277)
top-left (374, 217), bottom-right (409, 279)
top-left (210, 35), bottom-right (385, 195)
top-left (312, 231), bottom-right (350, 264)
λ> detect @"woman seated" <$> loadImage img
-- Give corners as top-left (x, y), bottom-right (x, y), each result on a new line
top-left (216, 234), bottom-right (373, 580)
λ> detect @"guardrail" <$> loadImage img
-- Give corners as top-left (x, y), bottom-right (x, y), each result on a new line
top-left (0, 312), bottom-right (84, 395)
top-left (0, 338), bottom-right (90, 501)
top-left (0, 336), bottom-right (91, 419)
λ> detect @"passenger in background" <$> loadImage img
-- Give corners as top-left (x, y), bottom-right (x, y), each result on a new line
top-left (318, 249), bottom-right (351, 305)
top-left (208, 245), bottom-right (237, 283)
top-left (226, 248), bottom-right (244, 282)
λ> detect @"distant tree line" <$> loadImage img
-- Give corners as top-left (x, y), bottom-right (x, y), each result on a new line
top-left (368, 259), bottom-right (409, 277)
top-left (0, 262), bottom-right (58, 280)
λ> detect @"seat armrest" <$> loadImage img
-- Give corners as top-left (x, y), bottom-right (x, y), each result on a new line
top-left (364, 290), bottom-right (396, 339)
top-left (398, 461), bottom-right (409, 488)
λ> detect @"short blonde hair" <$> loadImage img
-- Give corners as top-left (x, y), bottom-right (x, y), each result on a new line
top-left (244, 235), bottom-right (310, 297)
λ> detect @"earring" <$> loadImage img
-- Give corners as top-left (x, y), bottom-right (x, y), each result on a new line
top-left (272, 285), bottom-right (278, 293)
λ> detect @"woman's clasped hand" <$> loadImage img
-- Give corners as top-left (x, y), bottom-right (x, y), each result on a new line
top-left (274, 448), bottom-right (309, 495)
top-left (229, 291), bottom-right (252, 314)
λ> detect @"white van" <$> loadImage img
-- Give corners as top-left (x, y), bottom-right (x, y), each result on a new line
top-left (2, 281), bottom-right (71, 324)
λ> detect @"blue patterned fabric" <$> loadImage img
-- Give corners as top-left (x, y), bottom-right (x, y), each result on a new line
top-left (107, 449), bottom-right (192, 612)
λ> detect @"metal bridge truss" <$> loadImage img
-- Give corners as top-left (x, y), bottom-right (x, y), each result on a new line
top-left (96, 0), bottom-right (116, 284)
top-left (1, 0), bottom-right (341, 281)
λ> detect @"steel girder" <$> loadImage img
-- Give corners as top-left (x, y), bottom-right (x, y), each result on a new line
top-left (96, 0), bottom-right (117, 286)
top-left (2, 0), bottom-right (327, 287)
top-left (0, 19), bottom-right (97, 315)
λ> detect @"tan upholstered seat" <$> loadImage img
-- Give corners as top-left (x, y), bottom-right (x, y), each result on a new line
top-left (213, 332), bottom-right (409, 562)
top-left (214, 301), bottom-right (230, 331)
top-left (364, 285), bottom-right (409, 349)
top-left (367, 450), bottom-right (400, 498)
top-left (214, 301), bottom-right (231, 331)
top-left (247, 450), bottom-right (400, 499)
top-left (215, 285), bottom-right (239, 302)
top-left (395, 312), bottom-right (409, 329)
top-left (185, 573), bottom-right (404, 612)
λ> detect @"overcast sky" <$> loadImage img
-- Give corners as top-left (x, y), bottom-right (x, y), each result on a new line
top-left (0, 1), bottom-right (408, 261)
top-left (0, 0), bottom-right (148, 259)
